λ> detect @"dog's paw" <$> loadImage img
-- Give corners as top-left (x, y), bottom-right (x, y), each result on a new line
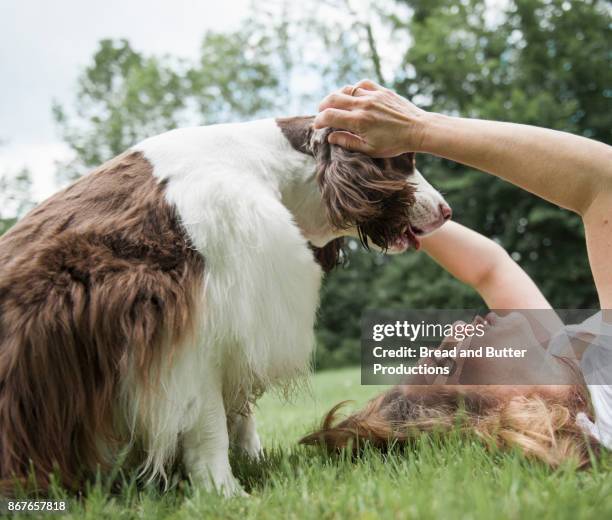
top-left (240, 428), bottom-right (263, 460)
top-left (191, 467), bottom-right (247, 497)
top-left (229, 411), bottom-right (263, 460)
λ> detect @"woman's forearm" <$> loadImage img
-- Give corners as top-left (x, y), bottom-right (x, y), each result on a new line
top-left (421, 115), bottom-right (612, 307)
top-left (421, 221), bottom-right (551, 310)
top-left (421, 114), bottom-right (612, 215)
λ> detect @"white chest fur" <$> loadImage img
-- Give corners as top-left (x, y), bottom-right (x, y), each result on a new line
top-left (133, 119), bottom-right (322, 396)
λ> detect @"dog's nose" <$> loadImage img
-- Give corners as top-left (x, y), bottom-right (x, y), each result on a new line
top-left (440, 203), bottom-right (452, 221)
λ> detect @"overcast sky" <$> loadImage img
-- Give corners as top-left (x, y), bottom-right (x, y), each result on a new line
top-left (0, 0), bottom-right (248, 199)
top-left (0, 0), bottom-right (511, 201)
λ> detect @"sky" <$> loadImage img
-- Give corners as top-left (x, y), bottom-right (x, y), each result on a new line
top-left (0, 0), bottom-right (510, 201)
top-left (0, 0), bottom-right (248, 199)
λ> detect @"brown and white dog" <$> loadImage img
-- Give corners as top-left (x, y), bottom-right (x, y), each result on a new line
top-left (0, 116), bottom-right (450, 495)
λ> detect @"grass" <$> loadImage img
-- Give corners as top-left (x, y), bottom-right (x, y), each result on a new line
top-left (13, 367), bottom-right (612, 519)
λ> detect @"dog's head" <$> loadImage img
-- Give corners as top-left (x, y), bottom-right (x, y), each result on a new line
top-left (277, 116), bottom-right (451, 270)
top-left (311, 127), bottom-right (450, 251)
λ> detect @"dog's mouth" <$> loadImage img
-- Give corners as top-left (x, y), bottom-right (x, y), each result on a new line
top-left (390, 224), bottom-right (421, 252)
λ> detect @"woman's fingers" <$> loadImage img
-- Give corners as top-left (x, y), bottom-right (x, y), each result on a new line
top-left (320, 82), bottom-right (381, 113)
top-left (473, 315), bottom-right (487, 326)
top-left (440, 321), bottom-right (467, 346)
top-left (327, 131), bottom-right (370, 154)
top-left (315, 80), bottom-right (428, 156)
top-left (318, 92), bottom-right (362, 112)
top-left (355, 79), bottom-right (384, 91)
top-left (313, 108), bottom-right (359, 131)
top-left (339, 85), bottom-right (370, 97)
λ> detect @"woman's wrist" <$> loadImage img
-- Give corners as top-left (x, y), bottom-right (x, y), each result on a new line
top-left (416, 112), bottom-right (455, 155)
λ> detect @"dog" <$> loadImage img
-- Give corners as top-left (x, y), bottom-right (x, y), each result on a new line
top-left (0, 115), bottom-right (450, 495)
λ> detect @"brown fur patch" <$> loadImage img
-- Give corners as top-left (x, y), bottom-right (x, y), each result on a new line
top-left (276, 115), bottom-right (313, 154)
top-left (277, 116), bottom-right (344, 272)
top-left (313, 140), bottom-right (416, 250)
top-left (0, 151), bottom-right (204, 493)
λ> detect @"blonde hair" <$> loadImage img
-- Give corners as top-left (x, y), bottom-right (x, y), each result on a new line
top-left (300, 385), bottom-right (599, 468)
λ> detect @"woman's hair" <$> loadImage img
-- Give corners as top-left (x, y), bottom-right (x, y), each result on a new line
top-left (300, 385), bottom-right (600, 468)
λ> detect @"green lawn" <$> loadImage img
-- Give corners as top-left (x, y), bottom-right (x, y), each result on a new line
top-left (29, 367), bottom-right (612, 519)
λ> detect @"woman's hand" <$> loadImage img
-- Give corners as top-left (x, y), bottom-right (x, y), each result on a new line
top-left (314, 79), bottom-right (429, 157)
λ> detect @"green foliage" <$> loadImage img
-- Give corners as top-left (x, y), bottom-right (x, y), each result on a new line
top-left (0, 167), bottom-right (34, 235)
top-left (7, 0), bottom-right (607, 368)
top-left (53, 39), bottom-right (188, 180)
top-left (316, 0), bottom-right (610, 367)
top-left (53, 16), bottom-right (291, 181)
top-left (389, 0), bottom-right (610, 307)
top-left (187, 30), bottom-right (281, 121)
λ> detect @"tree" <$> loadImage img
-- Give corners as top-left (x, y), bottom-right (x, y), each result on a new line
top-left (53, 39), bottom-right (187, 181)
top-left (0, 168), bottom-right (34, 235)
top-left (47, 0), bottom-right (611, 368)
top-left (53, 16), bottom-right (289, 182)
top-left (314, 0), bottom-right (611, 366)
top-left (388, 0), bottom-right (610, 307)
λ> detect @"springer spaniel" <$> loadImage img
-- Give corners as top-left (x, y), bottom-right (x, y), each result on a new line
top-left (0, 116), bottom-right (450, 495)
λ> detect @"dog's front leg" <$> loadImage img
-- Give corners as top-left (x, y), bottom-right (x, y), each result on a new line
top-left (228, 407), bottom-right (263, 460)
top-left (182, 378), bottom-right (244, 496)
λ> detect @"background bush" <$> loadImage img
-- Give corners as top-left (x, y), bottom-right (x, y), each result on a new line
top-left (2, 0), bottom-right (610, 369)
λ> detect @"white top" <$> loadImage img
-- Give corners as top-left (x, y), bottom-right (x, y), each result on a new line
top-left (549, 312), bottom-right (612, 449)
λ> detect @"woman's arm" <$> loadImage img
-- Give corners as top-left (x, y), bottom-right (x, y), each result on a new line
top-left (420, 114), bottom-right (612, 216)
top-left (315, 79), bottom-right (612, 306)
top-left (315, 79), bottom-right (612, 214)
top-left (420, 221), bottom-right (551, 310)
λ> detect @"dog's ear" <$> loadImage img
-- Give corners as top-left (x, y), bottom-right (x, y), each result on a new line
top-left (311, 238), bottom-right (344, 273)
top-left (313, 133), bottom-right (415, 249)
top-left (314, 137), bottom-right (391, 229)
top-left (386, 152), bottom-right (416, 173)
